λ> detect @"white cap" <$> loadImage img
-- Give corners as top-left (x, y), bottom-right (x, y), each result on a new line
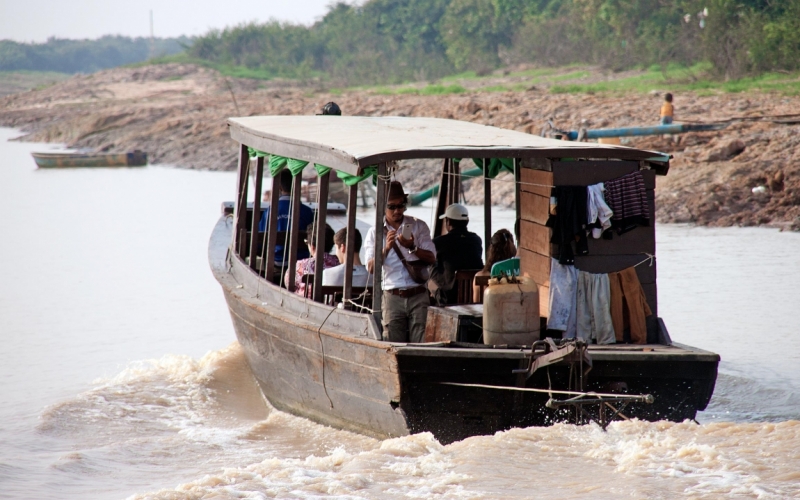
top-left (439, 203), bottom-right (469, 220)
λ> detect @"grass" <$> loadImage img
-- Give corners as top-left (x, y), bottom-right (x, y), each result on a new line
top-left (369, 83), bottom-right (467, 95)
top-left (0, 70), bottom-right (71, 95)
top-left (128, 56), bottom-right (800, 97)
top-left (548, 63), bottom-right (800, 96)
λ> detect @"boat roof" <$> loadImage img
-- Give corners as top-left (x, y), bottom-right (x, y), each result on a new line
top-left (228, 116), bottom-right (670, 176)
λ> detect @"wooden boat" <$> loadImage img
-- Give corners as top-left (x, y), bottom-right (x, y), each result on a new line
top-left (31, 150), bottom-right (147, 168)
top-left (210, 116), bottom-right (719, 444)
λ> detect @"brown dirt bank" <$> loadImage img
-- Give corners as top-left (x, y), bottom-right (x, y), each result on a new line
top-left (2, 63), bottom-right (799, 230)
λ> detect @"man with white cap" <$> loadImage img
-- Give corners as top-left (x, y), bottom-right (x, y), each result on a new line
top-left (365, 181), bottom-right (436, 343)
top-left (429, 203), bottom-right (484, 306)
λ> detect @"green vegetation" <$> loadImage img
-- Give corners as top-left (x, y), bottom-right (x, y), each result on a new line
top-left (4, 0), bottom-right (800, 93)
top-left (0, 36), bottom-right (189, 73)
top-left (183, 0), bottom-right (800, 87)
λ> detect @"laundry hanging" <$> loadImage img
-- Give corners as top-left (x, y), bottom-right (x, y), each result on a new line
top-left (604, 171), bottom-right (650, 235)
top-left (547, 186), bottom-right (589, 265)
top-left (586, 182), bottom-right (613, 239)
top-left (576, 270), bottom-right (616, 344)
top-left (547, 258), bottom-right (578, 338)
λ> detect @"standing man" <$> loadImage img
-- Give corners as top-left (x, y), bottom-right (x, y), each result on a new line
top-left (365, 181), bottom-right (436, 343)
top-left (429, 203), bottom-right (484, 305)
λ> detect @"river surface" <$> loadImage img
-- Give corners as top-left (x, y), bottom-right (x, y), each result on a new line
top-left (1, 127), bottom-right (799, 499)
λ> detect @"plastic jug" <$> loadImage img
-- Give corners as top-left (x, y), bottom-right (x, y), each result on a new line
top-left (482, 276), bottom-right (540, 346)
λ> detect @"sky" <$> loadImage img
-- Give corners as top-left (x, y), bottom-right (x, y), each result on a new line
top-left (0, 0), bottom-right (336, 43)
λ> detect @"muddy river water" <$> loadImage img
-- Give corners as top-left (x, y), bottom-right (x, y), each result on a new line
top-left (1, 127), bottom-right (799, 499)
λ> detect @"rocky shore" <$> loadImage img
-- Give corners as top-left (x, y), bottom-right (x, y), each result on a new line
top-left (2, 63), bottom-right (799, 229)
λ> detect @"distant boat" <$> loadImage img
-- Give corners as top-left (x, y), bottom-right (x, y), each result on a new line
top-left (31, 151), bottom-right (147, 168)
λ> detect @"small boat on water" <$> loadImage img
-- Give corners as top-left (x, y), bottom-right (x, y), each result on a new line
top-left (31, 150), bottom-right (147, 168)
top-left (210, 115), bottom-right (719, 444)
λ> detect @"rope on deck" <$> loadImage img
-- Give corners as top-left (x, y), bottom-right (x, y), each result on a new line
top-left (439, 381), bottom-right (653, 403)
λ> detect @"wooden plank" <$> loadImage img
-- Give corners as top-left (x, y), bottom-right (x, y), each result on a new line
top-left (433, 158), bottom-right (450, 238)
top-left (539, 284), bottom-right (549, 320)
top-left (518, 248), bottom-right (551, 288)
top-left (520, 157), bottom-right (552, 172)
top-left (372, 162), bottom-right (388, 328)
top-left (520, 168), bottom-right (553, 196)
top-left (424, 308), bottom-right (459, 342)
top-left (234, 144), bottom-right (250, 255)
top-left (313, 172), bottom-right (330, 302)
top-left (343, 184), bottom-right (358, 302)
top-left (585, 224), bottom-right (655, 255)
top-left (573, 254), bottom-right (656, 283)
top-left (519, 191), bottom-right (550, 225)
top-left (514, 158), bottom-right (521, 243)
top-left (483, 162), bottom-right (491, 263)
top-left (265, 177), bottom-right (281, 282)
top-left (552, 160), bottom-right (640, 186)
top-left (519, 220), bottom-right (551, 256)
top-left (287, 174), bottom-right (302, 292)
top-left (249, 156), bottom-right (264, 270)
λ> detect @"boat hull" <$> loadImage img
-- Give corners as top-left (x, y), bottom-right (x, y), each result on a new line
top-left (210, 216), bottom-right (719, 443)
top-left (31, 151), bottom-right (147, 168)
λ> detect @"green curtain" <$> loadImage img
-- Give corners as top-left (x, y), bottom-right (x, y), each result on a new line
top-left (247, 147), bottom-right (268, 158)
top-left (337, 166), bottom-right (377, 186)
top-left (246, 147), bottom-right (374, 184)
top-left (287, 158), bottom-right (309, 176)
top-left (472, 158), bottom-right (514, 178)
top-left (314, 164), bottom-right (332, 176)
top-left (267, 155), bottom-right (288, 176)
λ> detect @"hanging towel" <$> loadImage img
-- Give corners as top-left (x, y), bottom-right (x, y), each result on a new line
top-left (586, 182), bottom-right (613, 239)
top-left (547, 186), bottom-right (589, 264)
top-left (547, 258), bottom-right (577, 338)
top-left (604, 171), bottom-right (650, 235)
top-left (609, 267), bottom-right (653, 344)
top-left (576, 271), bottom-right (616, 344)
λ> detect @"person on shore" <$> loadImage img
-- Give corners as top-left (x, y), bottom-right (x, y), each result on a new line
top-left (258, 169), bottom-right (314, 264)
top-left (428, 203), bottom-right (483, 306)
top-left (287, 222), bottom-right (339, 297)
top-left (473, 229), bottom-right (517, 303)
top-left (323, 227), bottom-right (373, 287)
top-left (660, 93), bottom-right (674, 125)
top-left (364, 181), bottom-right (436, 343)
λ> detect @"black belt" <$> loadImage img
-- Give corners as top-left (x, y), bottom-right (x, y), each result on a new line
top-left (386, 286), bottom-right (427, 298)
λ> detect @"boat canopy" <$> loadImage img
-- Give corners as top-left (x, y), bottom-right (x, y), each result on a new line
top-left (228, 116), bottom-right (670, 176)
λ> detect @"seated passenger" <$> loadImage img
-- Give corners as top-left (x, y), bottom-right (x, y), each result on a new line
top-left (429, 203), bottom-right (484, 306)
top-left (259, 169), bottom-right (314, 263)
top-left (473, 228), bottom-right (517, 303)
top-left (286, 223), bottom-right (339, 296)
top-left (323, 228), bottom-right (374, 287)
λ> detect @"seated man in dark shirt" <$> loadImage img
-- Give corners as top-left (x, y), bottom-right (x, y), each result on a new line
top-left (429, 203), bottom-right (484, 305)
top-left (258, 168), bottom-right (314, 263)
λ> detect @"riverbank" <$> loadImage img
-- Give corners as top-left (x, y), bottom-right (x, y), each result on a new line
top-left (1, 63), bottom-right (798, 229)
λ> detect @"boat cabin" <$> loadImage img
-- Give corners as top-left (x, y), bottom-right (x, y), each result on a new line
top-left (227, 116), bottom-right (669, 343)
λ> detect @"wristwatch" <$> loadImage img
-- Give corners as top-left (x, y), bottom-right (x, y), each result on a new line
top-left (408, 245), bottom-right (418, 254)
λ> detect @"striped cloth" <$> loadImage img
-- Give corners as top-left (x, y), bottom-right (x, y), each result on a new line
top-left (604, 171), bottom-right (650, 235)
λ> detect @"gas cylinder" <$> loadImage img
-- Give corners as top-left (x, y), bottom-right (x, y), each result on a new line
top-left (482, 276), bottom-right (540, 346)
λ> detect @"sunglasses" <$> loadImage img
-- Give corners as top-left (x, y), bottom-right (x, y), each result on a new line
top-left (386, 203), bottom-right (407, 211)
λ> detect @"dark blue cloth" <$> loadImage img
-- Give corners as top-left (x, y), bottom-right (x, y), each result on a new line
top-left (258, 197), bottom-right (314, 262)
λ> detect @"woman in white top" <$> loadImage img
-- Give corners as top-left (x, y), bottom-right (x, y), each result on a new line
top-left (323, 227), bottom-right (373, 287)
